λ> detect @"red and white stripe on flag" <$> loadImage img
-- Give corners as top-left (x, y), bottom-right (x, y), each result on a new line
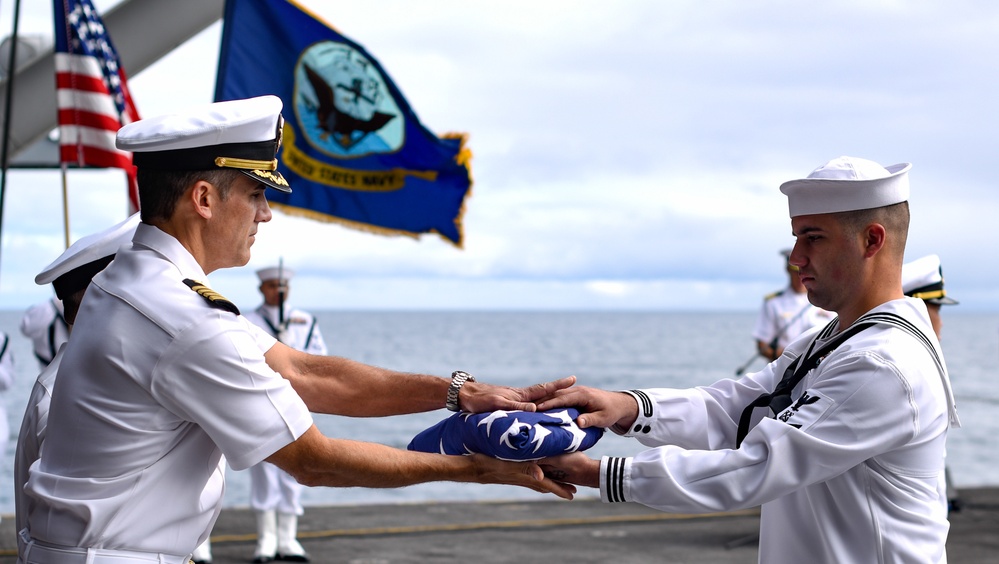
top-left (55, 53), bottom-right (137, 169)
top-left (53, 0), bottom-right (141, 212)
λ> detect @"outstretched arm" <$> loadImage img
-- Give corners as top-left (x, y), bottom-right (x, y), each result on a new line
top-left (264, 342), bottom-right (575, 417)
top-left (268, 425), bottom-right (577, 499)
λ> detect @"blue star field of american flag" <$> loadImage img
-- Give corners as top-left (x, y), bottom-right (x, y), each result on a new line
top-left (61, 0), bottom-right (127, 115)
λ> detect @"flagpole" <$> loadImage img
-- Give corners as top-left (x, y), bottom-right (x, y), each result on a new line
top-left (0, 0), bottom-right (24, 278)
top-left (61, 165), bottom-right (70, 248)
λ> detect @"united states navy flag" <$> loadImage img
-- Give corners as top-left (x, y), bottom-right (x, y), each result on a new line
top-left (215, 0), bottom-right (472, 247)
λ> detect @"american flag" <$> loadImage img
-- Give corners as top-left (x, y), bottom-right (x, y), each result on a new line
top-left (409, 408), bottom-right (604, 461)
top-left (53, 0), bottom-right (141, 212)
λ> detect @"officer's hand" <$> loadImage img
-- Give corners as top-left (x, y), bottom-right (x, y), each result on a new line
top-left (470, 454), bottom-right (576, 500)
top-left (460, 376), bottom-right (576, 413)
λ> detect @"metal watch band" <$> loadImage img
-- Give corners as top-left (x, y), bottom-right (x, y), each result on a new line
top-left (446, 370), bottom-right (475, 412)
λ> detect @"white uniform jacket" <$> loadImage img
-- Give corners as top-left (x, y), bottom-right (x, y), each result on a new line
top-left (23, 223), bottom-right (314, 555)
top-left (752, 286), bottom-right (834, 350)
top-left (0, 332), bottom-right (14, 507)
top-left (19, 299), bottom-right (69, 369)
top-left (602, 298), bottom-right (959, 564)
top-left (14, 345), bottom-right (62, 540)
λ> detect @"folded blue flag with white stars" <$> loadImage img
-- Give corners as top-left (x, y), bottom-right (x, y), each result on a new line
top-left (408, 408), bottom-right (604, 461)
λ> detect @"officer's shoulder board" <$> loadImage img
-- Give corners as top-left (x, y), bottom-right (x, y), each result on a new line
top-left (183, 278), bottom-right (240, 315)
top-left (764, 289), bottom-right (785, 301)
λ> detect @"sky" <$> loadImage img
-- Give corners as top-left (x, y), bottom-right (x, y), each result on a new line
top-left (0, 0), bottom-right (996, 312)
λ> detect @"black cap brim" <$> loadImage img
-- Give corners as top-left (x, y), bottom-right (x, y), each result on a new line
top-left (241, 169), bottom-right (291, 193)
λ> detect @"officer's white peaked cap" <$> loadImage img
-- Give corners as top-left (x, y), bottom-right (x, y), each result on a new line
top-left (35, 213), bottom-right (141, 298)
top-left (780, 156), bottom-right (911, 218)
top-left (116, 95), bottom-right (291, 192)
top-left (902, 254), bottom-right (958, 305)
top-left (257, 266), bottom-right (295, 283)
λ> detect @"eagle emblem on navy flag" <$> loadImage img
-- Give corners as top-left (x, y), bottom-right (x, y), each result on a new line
top-left (295, 41), bottom-right (404, 154)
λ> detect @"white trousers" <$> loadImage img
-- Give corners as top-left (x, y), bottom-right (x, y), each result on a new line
top-left (249, 461), bottom-right (303, 515)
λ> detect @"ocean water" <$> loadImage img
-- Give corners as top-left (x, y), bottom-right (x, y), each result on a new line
top-left (1, 310), bottom-right (996, 512)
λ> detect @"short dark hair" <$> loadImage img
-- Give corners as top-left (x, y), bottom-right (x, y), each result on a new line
top-left (137, 168), bottom-right (241, 223)
top-left (833, 201), bottom-right (910, 259)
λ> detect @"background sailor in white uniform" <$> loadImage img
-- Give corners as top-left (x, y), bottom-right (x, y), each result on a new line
top-left (538, 156), bottom-right (960, 564)
top-left (14, 214), bottom-right (140, 559)
top-left (21, 95), bottom-right (572, 563)
top-left (243, 265), bottom-right (327, 562)
top-left (752, 249), bottom-right (834, 362)
top-left (19, 297), bottom-right (69, 369)
top-left (0, 328), bottom-right (15, 526)
top-left (902, 253), bottom-right (962, 512)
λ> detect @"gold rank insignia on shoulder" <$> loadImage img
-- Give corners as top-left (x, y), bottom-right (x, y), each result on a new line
top-left (183, 278), bottom-right (240, 315)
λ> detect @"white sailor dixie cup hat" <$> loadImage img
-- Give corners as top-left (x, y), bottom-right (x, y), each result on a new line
top-left (256, 266), bottom-right (295, 283)
top-left (780, 156), bottom-right (911, 218)
top-left (116, 95), bottom-right (291, 193)
top-left (35, 213), bottom-right (141, 299)
top-left (902, 254), bottom-right (958, 305)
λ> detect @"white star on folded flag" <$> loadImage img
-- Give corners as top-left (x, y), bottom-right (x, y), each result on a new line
top-left (550, 410), bottom-right (589, 451)
top-left (476, 410), bottom-right (509, 436)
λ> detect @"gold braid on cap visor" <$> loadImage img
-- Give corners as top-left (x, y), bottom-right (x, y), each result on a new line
top-left (214, 156), bottom-right (278, 171)
top-left (910, 289), bottom-right (947, 301)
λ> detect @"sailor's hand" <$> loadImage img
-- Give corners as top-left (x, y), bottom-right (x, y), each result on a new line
top-left (540, 452), bottom-right (601, 489)
top-left (470, 454), bottom-right (576, 500)
top-left (535, 386), bottom-right (638, 432)
top-left (459, 376), bottom-right (576, 413)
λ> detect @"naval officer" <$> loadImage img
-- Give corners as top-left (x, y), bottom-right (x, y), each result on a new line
top-left (538, 156), bottom-right (960, 563)
top-left (22, 95), bottom-right (573, 562)
top-left (902, 253), bottom-right (962, 512)
top-left (902, 254), bottom-right (959, 339)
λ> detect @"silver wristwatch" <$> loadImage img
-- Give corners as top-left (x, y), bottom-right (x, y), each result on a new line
top-left (446, 370), bottom-right (475, 412)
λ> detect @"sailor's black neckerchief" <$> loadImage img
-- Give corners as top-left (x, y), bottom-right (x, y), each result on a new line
top-left (257, 306), bottom-right (282, 338)
top-left (256, 305), bottom-right (318, 349)
top-left (37, 300), bottom-right (69, 366)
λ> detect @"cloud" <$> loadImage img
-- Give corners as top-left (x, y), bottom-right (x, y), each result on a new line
top-left (2, 0), bottom-right (997, 311)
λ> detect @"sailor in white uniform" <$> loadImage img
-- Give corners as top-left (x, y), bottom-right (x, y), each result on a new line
top-left (19, 297), bottom-right (69, 369)
top-left (21, 95), bottom-right (572, 563)
top-left (752, 249), bottom-right (833, 361)
top-left (14, 213), bottom-right (140, 559)
top-left (538, 156), bottom-right (960, 563)
top-left (902, 254), bottom-right (959, 338)
top-left (902, 253), bottom-right (962, 512)
top-left (0, 328), bottom-right (15, 525)
top-left (243, 266), bottom-right (327, 562)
